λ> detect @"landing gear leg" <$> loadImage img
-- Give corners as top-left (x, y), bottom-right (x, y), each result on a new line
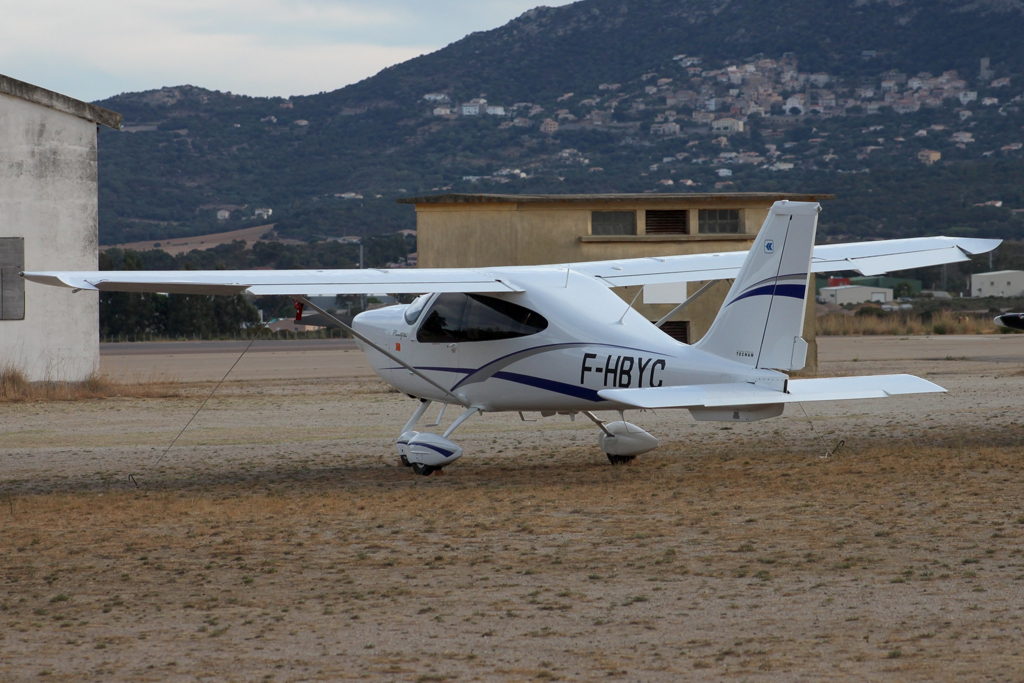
top-left (397, 400), bottom-right (432, 467)
top-left (405, 407), bottom-right (479, 477)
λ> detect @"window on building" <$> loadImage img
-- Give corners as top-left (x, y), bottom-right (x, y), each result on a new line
top-left (654, 320), bottom-right (689, 344)
top-left (645, 210), bottom-right (689, 235)
top-left (0, 237), bottom-right (25, 321)
top-left (591, 211), bottom-right (636, 236)
top-left (698, 209), bottom-right (741, 234)
top-left (417, 293), bottom-right (548, 343)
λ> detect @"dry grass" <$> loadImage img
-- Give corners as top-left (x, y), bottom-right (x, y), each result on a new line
top-left (0, 364), bottom-right (179, 403)
top-left (816, 309), bottom-right (1006, 336)
top-left (3, 437), bottom-right (1024, 681)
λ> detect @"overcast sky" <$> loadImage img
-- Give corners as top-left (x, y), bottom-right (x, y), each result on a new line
top-left (2, 0), bottom-right (576, 103)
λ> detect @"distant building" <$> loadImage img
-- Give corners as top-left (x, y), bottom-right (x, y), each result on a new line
top-left (485, 105), bottom-right (506, 116)
top-left (461, 103), bottom-right (480, 116)
top-left (980, 57), bottom-right (994, 81)
top-left (216, 209), bottom-right (230, 220)
top-left (711, 118), bottom-right (744, 134)
top-left (959, 91), bottom-right (977, 105)
top-left (650, 122), bottom-right (680, 135)
top-left (423, 93), bottom-right (449, 102)
top-left (971, 270), bottom-right (1024, 297)
top-left (253, 208), bottom-right (272, 219)
top-left (716, 168), bottom-right (733, 177)
top-left (433, 106), bottom-right (451, 116)
top-left (400, 191), bottom-right (831, 364)
top-left (819, 285), bottom-right (893, 305)
top-left (539, 119), bottom-right (559, 134)
top-left (918, 150), bottom-right (941, 165)
top-left (293, 119), bottom-right (309, 126)
top-left (1, 73), bottom-right (122, 381)
top-left (952, 131), bottom-right (974, 143)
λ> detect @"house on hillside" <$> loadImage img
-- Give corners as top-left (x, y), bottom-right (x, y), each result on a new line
top-left (650, 122), bottom-right (680, 135)
top-left (217, 210), bottom-right (230, 220)
top-left (918, 150), bottom-right (941, 165)
top-left (711, 118), bottom-right (744, 134)
top-left (539, 119), bottom-right (559, 134)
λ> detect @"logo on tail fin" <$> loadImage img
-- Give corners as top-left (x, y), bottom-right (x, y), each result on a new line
top-left (764, 239), bottom-right (775, 254)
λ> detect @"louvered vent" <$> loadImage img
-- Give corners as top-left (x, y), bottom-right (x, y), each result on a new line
top-left (645, 210), bottom-right (689, 235)
top-left (656, 321), bottom-right (690, 344)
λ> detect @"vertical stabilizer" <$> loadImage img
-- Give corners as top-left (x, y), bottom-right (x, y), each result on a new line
top-left (693, 201), bottom-right (818, 371)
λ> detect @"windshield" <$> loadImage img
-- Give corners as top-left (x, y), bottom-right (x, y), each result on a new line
top-left (403, 294), bottom-right (432, 325)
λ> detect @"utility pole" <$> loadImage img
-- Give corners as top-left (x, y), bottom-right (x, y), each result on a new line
top-left (358, 240), bottom-right (365, 313)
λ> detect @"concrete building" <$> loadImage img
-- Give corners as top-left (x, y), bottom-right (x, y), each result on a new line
top-left (819, 285), bottom-right (893, 305)
top-left (971, 270), bottom-right (1024, 298)
top-left (0, 74), bottom-right (121, 381)
top-left (398, 192), bottom-right (832, 372)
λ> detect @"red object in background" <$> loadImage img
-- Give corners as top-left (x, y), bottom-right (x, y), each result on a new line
top-left (294, 300), bottom-right (304, 322)
top-left (828, 277), bottom-right (851, 287)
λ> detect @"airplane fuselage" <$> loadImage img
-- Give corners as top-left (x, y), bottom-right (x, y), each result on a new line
top-left (353, 269), bottom-right (786, 414)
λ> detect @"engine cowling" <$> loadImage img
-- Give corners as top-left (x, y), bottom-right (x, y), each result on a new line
top-left (598, 421), bottom-right (659, 457)
top-left (406, 433), bottom-right (464, 467)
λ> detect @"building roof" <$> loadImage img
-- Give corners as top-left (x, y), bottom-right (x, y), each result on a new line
top-left (398, 192), bottom-right (834, 206)
top-left (0, 74), bottom-right (121, 129)
top-left (973, 270), bottom-right (1023, 276)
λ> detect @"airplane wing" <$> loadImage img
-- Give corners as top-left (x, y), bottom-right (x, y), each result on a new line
top-left (571, 236), bottom-right (1001, 287)
top-left (599, 374), bottom-right (944, 408)
top-left (21, 268), bottom-right (524, 296)
top-left (22, 236), bottom-right (999, 296)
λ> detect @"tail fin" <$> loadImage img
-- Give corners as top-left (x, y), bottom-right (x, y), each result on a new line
top-left (694, 200), bottom-right (818, 371)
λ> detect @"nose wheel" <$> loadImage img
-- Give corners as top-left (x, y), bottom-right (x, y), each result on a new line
top-left (607, 454), bottom-right (637, 465)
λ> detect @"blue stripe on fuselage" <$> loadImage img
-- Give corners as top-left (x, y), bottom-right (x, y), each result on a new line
top-left (492, 371), bottom-right (603, 402)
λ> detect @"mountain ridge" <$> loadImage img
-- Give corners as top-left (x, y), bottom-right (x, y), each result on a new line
top-left (93, 0), bottom-right (1024, 246)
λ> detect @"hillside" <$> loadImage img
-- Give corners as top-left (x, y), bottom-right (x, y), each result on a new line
top-left (95, 0), bottom-right (1024, 245)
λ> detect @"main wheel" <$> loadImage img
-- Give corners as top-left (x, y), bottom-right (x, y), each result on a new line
top-left (400, 454), bottom-right (412, 467)
top-left (411, 463), bottom-right (438, 476)
top-left (607, 454), bottom-right (636, 465)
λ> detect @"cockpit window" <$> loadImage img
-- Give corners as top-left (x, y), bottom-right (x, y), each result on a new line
top-left (416, 293), bottom-right (548, 343)
top-left (403, 294), bottom-right (431, 325)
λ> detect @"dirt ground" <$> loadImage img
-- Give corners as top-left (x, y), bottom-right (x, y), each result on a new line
top-left (2, 336), bottom-right (1024, 682)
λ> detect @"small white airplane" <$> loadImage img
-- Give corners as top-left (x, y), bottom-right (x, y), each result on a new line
top-left (24, 201), bottom-right (999, 475)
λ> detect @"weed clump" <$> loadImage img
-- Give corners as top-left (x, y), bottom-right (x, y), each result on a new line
top-left (0, 364), bottom-right (178, 403)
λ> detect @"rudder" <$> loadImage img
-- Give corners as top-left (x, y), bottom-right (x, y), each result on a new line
top-left (693, 200), bottom-right (818, 371)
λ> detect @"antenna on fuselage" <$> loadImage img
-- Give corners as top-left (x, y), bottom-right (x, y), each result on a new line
top-left (565, 263), bottom-right (572, 288)
top-left (616, 287), bottom-right (643, 325)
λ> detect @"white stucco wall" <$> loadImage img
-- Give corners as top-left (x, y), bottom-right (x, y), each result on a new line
top-left (0, 92), bottom-right (99, 381)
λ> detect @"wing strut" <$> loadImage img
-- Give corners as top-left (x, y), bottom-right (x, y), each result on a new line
top-left (654, 280), bottom-right (722, 328)
top-left (295, 297), bottom-right (467, 405)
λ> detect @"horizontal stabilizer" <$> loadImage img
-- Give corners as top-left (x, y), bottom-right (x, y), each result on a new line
top-left (599, 374), bottom-right (944, 409)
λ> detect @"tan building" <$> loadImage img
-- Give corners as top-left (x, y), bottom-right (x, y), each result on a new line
top-left (398, 192), bottom-right (833, 373)
top-left (918, 149), bottom-right (941, 165)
